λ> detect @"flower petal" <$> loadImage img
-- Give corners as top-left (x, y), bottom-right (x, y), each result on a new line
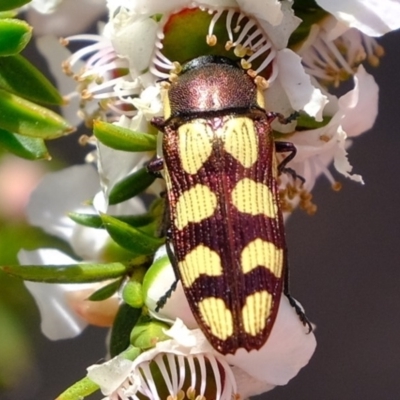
top-left (26, 164), bottom-right (100, 243)
top-left (87, 355), bottom-right (134, 395)
top-left (238, 0), bottom-right (283, 26)
top-left (275, 49), bottom-right (328, 120)
top-left (340, 65), bottom-right (379, 137)
top-left (316, 0), bottom-right (400, 36)
top-left (19, 249), bottom-right (89, 340)
top-left (226, 296), bottom-right (316, 386)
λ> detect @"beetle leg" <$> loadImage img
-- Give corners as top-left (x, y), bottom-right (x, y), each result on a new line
top-left (147, 157), bottom-right (164, 178)
top-left (267, 111), bottom-right (299, 125)
top-left (155, 228), bottom-right (180, 311)
top-left (275, 141), bottom-right (305, 185)
top-left (284, 262), bottom-right (313, 333)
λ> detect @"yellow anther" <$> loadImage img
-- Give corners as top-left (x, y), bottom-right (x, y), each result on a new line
top-left (225, 40), bottom-right (234, 51)
top-left (319, 134), bottom-right (331, 142)
top-left (171, 61), bottom-right (182, 74)
top-left (169, 73), bottom-right (179, 83)
top-left (187, 387), bottom-right (196, 400)
top-left (254, 75), bottom-right (269, 90)
top-left (59, 37), bottom-right (69, 46)
top-left (160, 81), bottom-right (171, 90)
top-left (240, 59), bottom-right (252, 70)
top-left (81, 89), bottom-right (93, 100)
top-left (332, 181), bottom-right (342, 191)
top-left (61, 61), bottom-right (73, 76)
top-left (374, 44), bottom-right (385, 57)
top-left (234, 44), bottom-right (248, 58)
top-left (368, 54), bottom-right (380, 67)
top-left (206, 34), bottom-right (217, 46)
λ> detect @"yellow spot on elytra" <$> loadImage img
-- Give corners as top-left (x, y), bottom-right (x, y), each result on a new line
top-left (175, 184), bottom-right (217, 230)
top-left (242, 291), bottom-right (272, 336)
top-left (224, 118), bottom-right (258, 168)
top-left (241, 238), bottom-right (283, 278)
top-left (231, 178), bottom-right (278, 217)
top-left (198, 297), bottom-right (234, 340)
top-left (178, 245), bottom-right (223, 287)
top-left (178, 122), bottom-right (213, 174)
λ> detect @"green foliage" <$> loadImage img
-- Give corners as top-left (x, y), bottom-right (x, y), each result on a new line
top-left (101, 214), bottom-right (165, 255)
top-left (0, 9), bottom-right (73, 159)
top-left (0, 55), bottom-right (64, 105)
top-left (108, 167), bottom-right (157, 205)
top-left (0, 18), bottom-right (31, 56)
top-left (130, 317), bottom-right (170, 350)
top-left (88, 278), bottom-right (123, 301)
top-left (1, 261), bottom-right (131, 283)
top-left (0, 129), bottom-right (50, 160)
top-left (94, 120), bottom-right (157, 152)
top-left (0, 88), bottom-right (74, 139)
top-left (110, 303), bottom-right (142, 357)
top-left (55, 377), bottom-right (100, 400)
top-left (0, 0), bottom-right (31, 11)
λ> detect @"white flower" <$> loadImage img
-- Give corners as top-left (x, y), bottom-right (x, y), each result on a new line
top-left (315, 0), bottom-right (400, 37)
top-left (137, 246), bottom-right (316, 398)
top-left (291, 65), bottom-right (378, 188)
top-left (27, 0), bottom-right (106, 36)
top-left (88, 306), bottom-right (315, 399)
top-left (26, 164), bottom-right (145, 260)
top-left (19, 249), bottom-right (119, 340)
top-left (28, 0), bottom-right (63, 14)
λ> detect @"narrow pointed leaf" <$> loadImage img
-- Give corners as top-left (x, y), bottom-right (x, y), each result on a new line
top-left (0, 55), bottom-right (64, 105)
top-left (109, 167), bottom-right (156, 205)
top-left (0, 11), bottom-right (17, 18)
top-left (0, 19), bottom-right (31, 56)
top-left (0, 128), bottom-right (50, 160)
top-left (0, 89), bottom-right (74, 139)
top-left (0, 0), bottom-right (31, 12)
top-left (101, 213), bottom-right (164, 255)
top-left (69, 211), bottom-right (155, 229)
top-left (1, 262), bottom-right (129, 283)
top-left (88, 278), bottom-right (122, 301)
top-left (94, 120), bottom-right (157, 152)
top-left (55, 377), bottom-right (99, 400)
top-left (110, 303), bottom-right (142, 357)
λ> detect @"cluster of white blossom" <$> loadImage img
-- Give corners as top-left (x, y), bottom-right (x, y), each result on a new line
top-left (19, 0), bottom-right (400, 398)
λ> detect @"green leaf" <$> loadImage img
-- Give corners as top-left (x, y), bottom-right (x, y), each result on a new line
top-left (101, 214), bottom-right (164, 255)
top-left (0, 88), bottom-right (74, 139)
top-left (0, 11), bottom-right (17, 19)
top-left (0, 19), bottom-right (31, 56)
top-left (0, 128), bottom-right (50, 160)
top-left (1, 262), bottom-right (130, 283)
top-left (94, 120), bottom-right (157, 152)
top-left (69, 211), bottom-right (155, 230)
top-left (296, 113), bottom-right (331, 130)
top-left (122, 280), bottom-right (143, 308)
top-left (109, 167), bottom-right (156, 205)
top-left (88, 278), bottom-right (123, 301)
top-left (130, 317), bottom-right (170, 350)
top-left (110, 303), bottom-right (142, 357)
top-left (0, 55), bottom-right (64, 105)
top-left (55, 376), bottom-right (99, 400)
top-left (0, 0), bottom-right (31, 12)
top-left (122, 267), bottom-right (147, 309)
